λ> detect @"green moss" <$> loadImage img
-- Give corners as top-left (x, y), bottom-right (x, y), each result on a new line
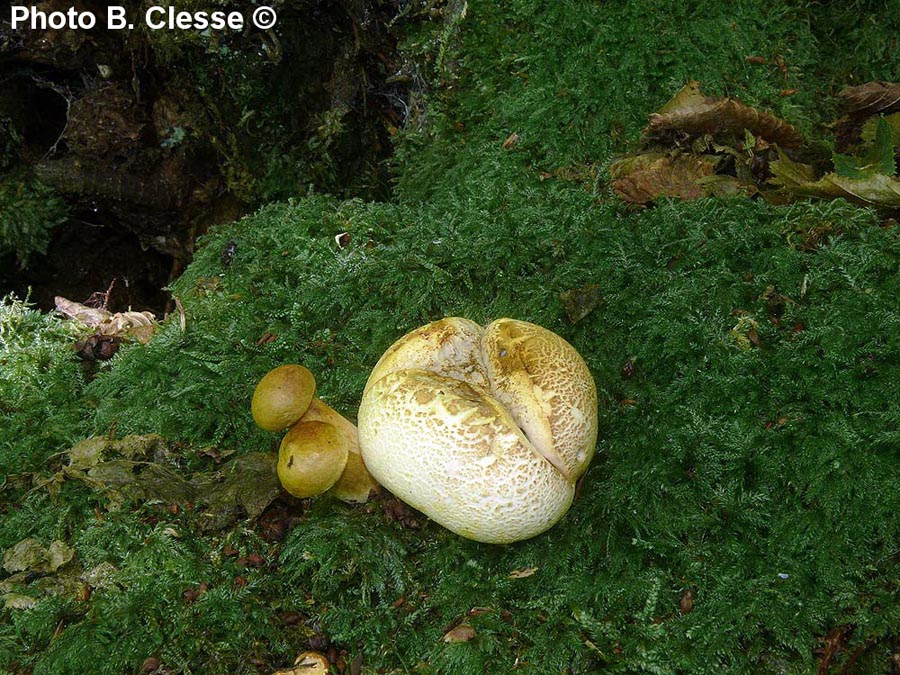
top-left (79, 191), bottom-right (900, 672)
top-left (0, 296), bottom-right (88, 477)
top-left (0, 174), bottom-right (67, 267)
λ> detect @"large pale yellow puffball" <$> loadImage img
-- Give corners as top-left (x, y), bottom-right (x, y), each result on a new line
top-left (358, 317), bottom-right (598, 544)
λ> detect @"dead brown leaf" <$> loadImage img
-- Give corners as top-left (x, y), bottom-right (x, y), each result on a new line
top-left (442, 624), bottom-right (476, 643)
top-left (2, 538), bottom-right (75, 574)
top-left (645, 81), bottom-right (803, 147)
top-left (839, 82), bottom-right (900, 117)
top-left (174, 296), bottom-right (187, 333)
top-left (680, 588), bottom-right (695, 614)
top-left (141, 656), bottom-right (162, 674)
top-left (814, 625), bottom-right (854, 675)
top-left (3, 594), bottom-right (38, 610)
top-left (770, 149), bottom-right (900, 208)
top-left (508, 567), bottom-right (538, 579)
top-left (55, 296), bottom-right (158, 344)
top-left (729, 315), bottom-right (761, 351)
top-left (61, 436), bottom-right (280, 530)
top-left (257, 332), bottom-right (277, 346)
top-left (74, 333), bottom-right (122, 361)
top-left (0, 539), bottom-right (88, 610)
top-left (612, 153), bottom-right (753, 205)
top-left (861, 113), bottom-right (900, 145)
top-left (559, 284), bottom-right (602, 324)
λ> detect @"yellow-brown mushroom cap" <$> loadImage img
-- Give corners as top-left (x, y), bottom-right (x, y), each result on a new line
top-left (277, 420), bottom-right (349, 498)
top-left (251, 364), bottom-right (316, 432)
top-left (300, 398), bottom-right (380, 503)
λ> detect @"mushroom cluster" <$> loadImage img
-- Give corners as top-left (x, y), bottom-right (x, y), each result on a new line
top-left (358, 317), bottom-right (598, 544)
top-left (251, 365), bottom-right (379, 503)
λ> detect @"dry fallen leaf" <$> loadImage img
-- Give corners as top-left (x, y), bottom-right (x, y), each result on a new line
top-left (443, 624), bottom-right (477, 643)
top-left (680, 588), bottom-right (695, 614)
top-left (770, 149), bottom-right (900, 208)
top-left (2, 538), bottom-right (75, 574)
top-left (174, 296), bottom-right (187, 333)
top-left (645, 80), bottom-right (803, 147)
top-left (611, 153), bottom-right (754, 205)
top-left (0, 539), bottom-right (88, 610)
top-left (508, 567), bottom-right (538, 579)
top-left (559, 284), bottom-right (603, 324)
top-left (729, 315), bottom-right (762, 351)
top-left (839, 82), bottom-right (900, 117)
top-left (55, 296), bottom-right (158, 344)
top-left (62, 436), bottom-right (281, 530)
top-left (861, 113), bottom-right (900, 145)
top-left (2, 593), bottom-right (38, 610)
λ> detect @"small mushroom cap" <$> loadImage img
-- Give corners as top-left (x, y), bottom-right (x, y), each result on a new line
top-left (359, 369), bottom-right (574, 544)
top-left (252, 364), bottom-right (316, 432)
top-left (277, 420), bottom-right (349, 498)
top-left (301, 398), bottom-right (380, 503)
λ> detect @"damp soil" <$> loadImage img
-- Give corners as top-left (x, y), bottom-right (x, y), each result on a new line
top-left (0, 214), bottom-right (173, 316)
top-left (0, 0), bottom-right (411, 316)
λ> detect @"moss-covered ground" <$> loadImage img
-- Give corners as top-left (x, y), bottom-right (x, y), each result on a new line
top-left (3, 1), bottom-right (900, 673)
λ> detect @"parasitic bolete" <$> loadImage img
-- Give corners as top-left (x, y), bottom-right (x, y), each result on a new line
top-left (251, 364), bottom-right (379, 502)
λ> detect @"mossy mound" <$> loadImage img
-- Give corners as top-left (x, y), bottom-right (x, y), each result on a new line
top-left (77, 191), bottom-right (900, 673)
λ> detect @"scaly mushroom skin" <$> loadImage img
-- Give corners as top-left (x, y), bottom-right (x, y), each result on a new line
top-left (483, 318), bottom-right (598, 481)
top-left (358, 317), bottom-right (598, 544)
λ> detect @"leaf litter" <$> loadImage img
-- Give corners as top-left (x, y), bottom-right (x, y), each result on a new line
top-left (611, 80), bottom-right (900, 211)
top-left (4, 436), bottom-right (282, 609)
top-left (770, 119), bottom-right (900, 208)
top-left (55, 296), bottom-right (158, 344)
top-left (56, 434), bottom-right (281, 530)
top-left (1, 538), bottom-right (82, 611)
top-left (643, 80), bottom-right (803, 147)
top-left (839, 82), bottom-right (900, 117)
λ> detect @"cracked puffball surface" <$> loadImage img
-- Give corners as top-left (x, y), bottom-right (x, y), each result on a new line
top-left (358, 317), bottom-right (598, 544)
